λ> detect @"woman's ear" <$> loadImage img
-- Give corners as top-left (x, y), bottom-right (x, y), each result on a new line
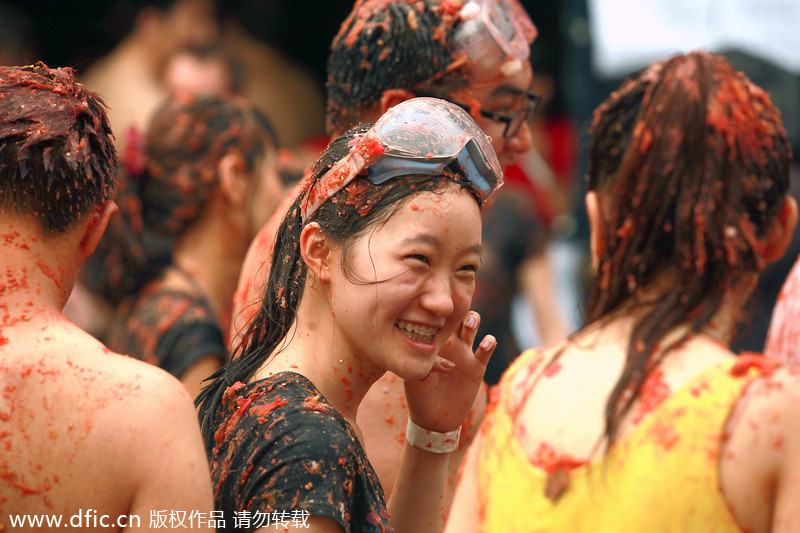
top-left (299, 222), bottom-right (332, 283)
top-left (586, 191), bottom-right (607, 272)
top-left (218, 153), bottom-right (249, 208)
top-left (763, 195), bottom-right (798, 264)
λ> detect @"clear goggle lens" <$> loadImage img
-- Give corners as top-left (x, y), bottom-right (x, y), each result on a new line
top-left (301, 97), bottom-right (503, 221)
top-left (453, 0), bottom-right (537, 72)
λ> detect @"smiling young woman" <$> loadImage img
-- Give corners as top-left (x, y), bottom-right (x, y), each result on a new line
top-left (196, 98), bottom-right (498, 533)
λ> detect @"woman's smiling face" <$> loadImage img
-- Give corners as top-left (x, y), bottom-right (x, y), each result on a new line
top-left (326, 183), bottom-right (482, 380)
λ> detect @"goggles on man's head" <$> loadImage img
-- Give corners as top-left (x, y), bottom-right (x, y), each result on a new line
top-left (452, 0), bottom-right (537, 76)
top-left (300, 97), bottom-right (503, 222)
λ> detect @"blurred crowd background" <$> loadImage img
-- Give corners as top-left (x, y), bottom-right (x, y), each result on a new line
top-left (3, 0), bottom-right (799, 354)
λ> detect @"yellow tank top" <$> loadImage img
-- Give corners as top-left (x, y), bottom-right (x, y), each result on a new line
top-left (478, 349), bottom-right (769, 533)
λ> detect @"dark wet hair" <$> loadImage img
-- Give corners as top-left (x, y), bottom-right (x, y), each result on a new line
top-left (196, 123), bottom-right (480, 431)
top-left (326, 0), bottom-right (467, 135)
top-left (110, 93), bottom-right (277, 299)
top-left (0, 63), bottom-right (117, 233)
top-left (585, 51), bottom-right (791, 444)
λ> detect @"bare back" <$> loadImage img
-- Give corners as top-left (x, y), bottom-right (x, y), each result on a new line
top-left (0, 312), bottom-right (214, 531)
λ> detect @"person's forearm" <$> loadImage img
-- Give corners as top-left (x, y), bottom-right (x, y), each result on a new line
top-left (388, 441), bottom-right (450, 533)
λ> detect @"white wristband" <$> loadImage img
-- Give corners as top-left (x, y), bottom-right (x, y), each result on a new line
top-left (406, 418), bottom-right (461, 453)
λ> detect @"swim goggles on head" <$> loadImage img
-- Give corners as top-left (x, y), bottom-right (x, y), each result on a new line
top-left (452, 0), bottom-right (538, 74)
top-left (300, 97), bottom-right (503, 222)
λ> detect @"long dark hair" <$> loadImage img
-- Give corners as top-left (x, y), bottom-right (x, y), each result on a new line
top-left (583, 51), bottom-right (791, 445)
top-left (196, 124), bottom-right (480, 434)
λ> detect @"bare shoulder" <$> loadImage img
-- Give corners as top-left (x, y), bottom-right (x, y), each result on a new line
top-left (505, 346), bottom-right (568, 407)
top-left (29, 322), bottom-right (203, 455)
top-left (4, 317), bottom-right (191, 409)
top-left (510, 342), bottom-right (626, 461)
top-left (720, 365), bottom-right (800, 533)
top-left (725, 364), bottom-right (800, 460)
top-left (56, 323), bottom-right (194, 409)
top-left (65, 327), bottom-right (215, 513)
top-left (86, 349), bottom-right (215, 521)
top-left (0, 319), bottom-right (212, 520)
top-left (731, 365), bottom-right (800, 435)
top-left (4, 317), bottom-right (202, 463)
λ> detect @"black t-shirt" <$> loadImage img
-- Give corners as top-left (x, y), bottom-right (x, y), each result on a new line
top-left (206, 372), bottom-right (393, 533)
top-left (106, 288), bottom-right (227, 378)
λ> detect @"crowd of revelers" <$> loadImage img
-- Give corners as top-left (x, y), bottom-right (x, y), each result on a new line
top-left (1, 1), bottom-right (799, 532)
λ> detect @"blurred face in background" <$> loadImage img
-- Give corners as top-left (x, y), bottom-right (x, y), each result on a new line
top-left (164, 50), bottom-right (233, 96)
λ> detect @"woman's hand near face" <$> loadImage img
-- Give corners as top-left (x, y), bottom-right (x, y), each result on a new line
top-left (388, 311), bottom-right (494, 533)
top-left (403, 310), bottom-right (496, 432)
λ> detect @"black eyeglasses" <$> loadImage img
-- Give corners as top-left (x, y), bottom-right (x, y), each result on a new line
top-left (415, 91), bottom-right (541, 139)
top-left (476, 92), bottom-right (542, 138)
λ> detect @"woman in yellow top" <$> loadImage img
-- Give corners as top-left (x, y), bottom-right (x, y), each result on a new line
top-left (446, 51), bottom-right (800, 533)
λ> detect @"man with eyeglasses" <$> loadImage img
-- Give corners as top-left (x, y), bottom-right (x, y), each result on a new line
top-left (326, 0), bottom-right (539, 170)
top-left (230, 0), bottom-right (567, 517)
